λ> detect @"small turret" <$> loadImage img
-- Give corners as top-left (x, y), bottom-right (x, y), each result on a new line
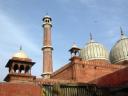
top-left (69, 42), bottom-right (80, 57)
top-left (69, 43), bottom-right (81, 63)
top-left (4, 47), bottom-right (35, 82)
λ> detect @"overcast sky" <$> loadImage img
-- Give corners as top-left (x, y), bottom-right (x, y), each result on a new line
top-left (0, 0), bottom-right (128, 81)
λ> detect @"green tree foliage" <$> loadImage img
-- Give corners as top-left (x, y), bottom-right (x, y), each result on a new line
top-left (52, 83), bottom-right (63, 96)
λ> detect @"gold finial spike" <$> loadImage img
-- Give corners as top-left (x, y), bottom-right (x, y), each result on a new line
top-left (120, 27), bottom-right (124, 36)
top-left (20, 45), bottom-right (22, 50)
top-left (90, 32), bottom-right (93, 40)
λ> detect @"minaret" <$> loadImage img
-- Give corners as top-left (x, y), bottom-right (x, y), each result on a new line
top-left (42, 15), bottom-right (53, 78)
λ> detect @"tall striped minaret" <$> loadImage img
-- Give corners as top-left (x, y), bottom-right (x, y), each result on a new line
top-left (42, 15), bottom-right (53, 79)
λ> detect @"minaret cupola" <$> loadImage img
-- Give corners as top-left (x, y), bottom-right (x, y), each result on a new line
top-left (43, 15), bottom-right (52, 27)
top-left (69, 43), bottom-right (81, 63)
top-left (69, 42), bottom-right (80, 57)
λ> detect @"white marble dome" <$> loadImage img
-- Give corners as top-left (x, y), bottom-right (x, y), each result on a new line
top-left (12, 48), bottom-right (29, 59)
top-left (109, 32), bottom-right (128, 64)
top-left (80, 39), bottom-right (109, 61)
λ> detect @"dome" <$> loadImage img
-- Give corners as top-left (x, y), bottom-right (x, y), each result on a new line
top-left (12, 47), bottom-right (29, 59)
top-left (80, 34), bottom-right (109, 61)
top-left (43, 14), bottom-right (52, 21)
top-left (109, 30), bottom-right (128, 64)
top-left (44, 15), bottom-right (51, 18)
top-left (13, 50), bottom-right (28, 59)
top-left (71, 42), bottom-right (78, 48)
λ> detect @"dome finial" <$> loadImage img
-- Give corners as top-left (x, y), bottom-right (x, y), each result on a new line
top-left (20, 45), bottom-right (22, 50)
top-left (120, 27), bottom-right (124, 36)
top-left (90, 32), bottom-right (93, 40)
top-left (120, 27), bottom-right (127, 39)
top-left (89, 32), bottom-right (94, 43)
top-left (46, 12), bottom-right (48, 15)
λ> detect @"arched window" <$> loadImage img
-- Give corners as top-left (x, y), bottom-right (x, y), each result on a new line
top-left (14, 64), bottom-right (19, 73)
top-left (20, 65), bottom-right (24, 73)
top-left (45, 20), bottom-right (48, 23)
top-left (25, 65), bottom-right (30, 74)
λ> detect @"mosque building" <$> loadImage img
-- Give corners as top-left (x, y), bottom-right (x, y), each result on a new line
top-left (0, 15), bottom-right (128, 96)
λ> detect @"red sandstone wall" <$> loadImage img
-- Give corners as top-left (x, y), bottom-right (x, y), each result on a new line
top-left (51, 65), bottom-right (73, 80)
top-left (0, 82), bottom-right (41, 96)
top-left (51, 62), bottom-right (118, 83)
top-left (94, 67), bottom-right (128, 87)
top-left (50, 59), bottom-right (126, 87)
top-left (75, 64), bottom-right (115, 83)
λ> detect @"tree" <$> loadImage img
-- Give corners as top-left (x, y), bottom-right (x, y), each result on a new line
top-left (52, 83), bottom-right (63, 96)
